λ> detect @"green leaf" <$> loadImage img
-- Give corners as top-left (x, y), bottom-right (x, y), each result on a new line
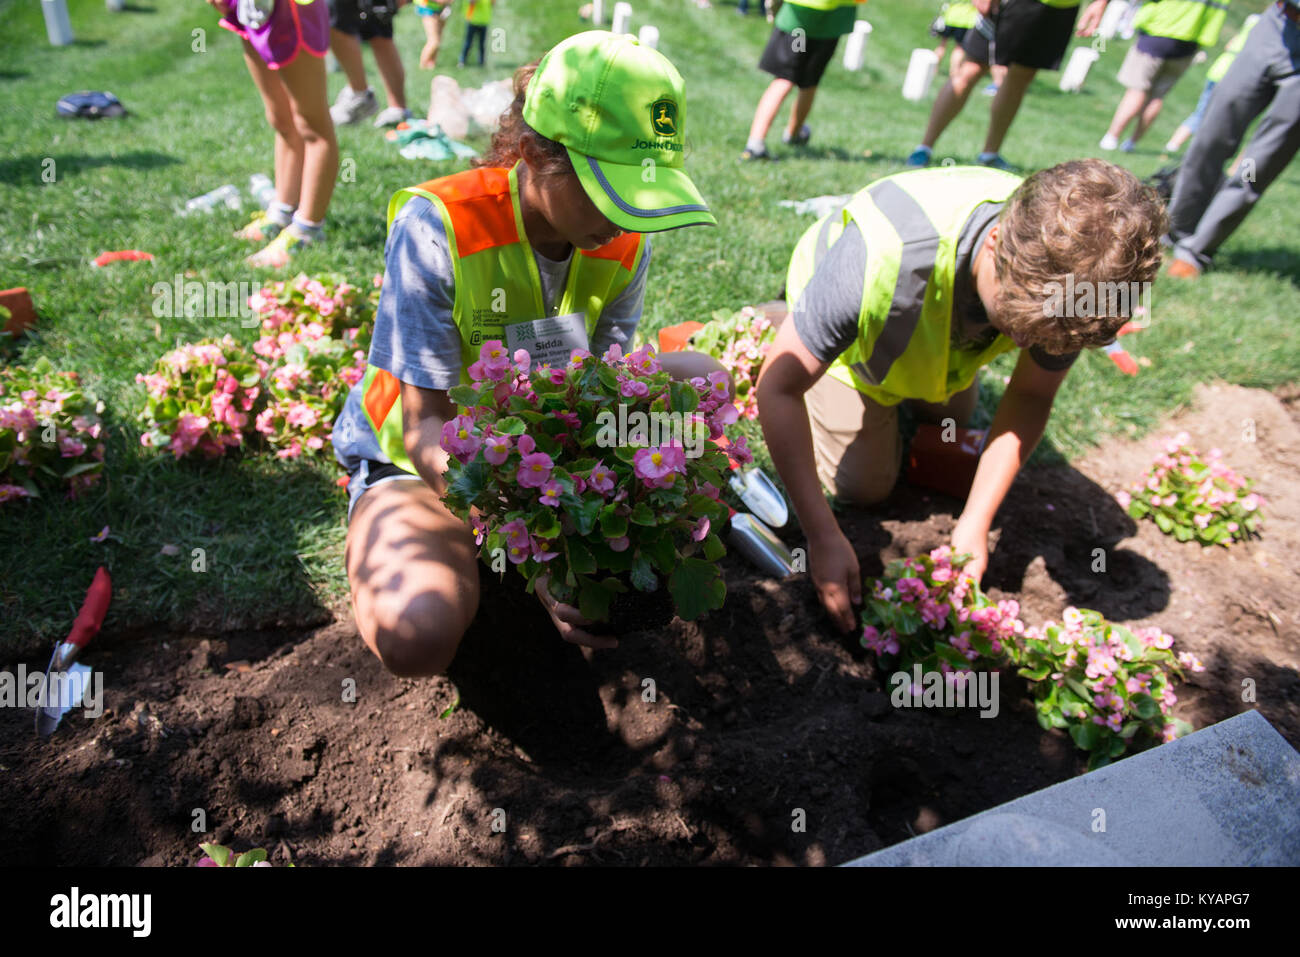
top-left (640, 530), bottom-right (677, 574)
top-left (668, 558), bottom-right (726, 621)
top-left (448, 384), bottom-right (480, 407)
top-left (630, 501), bottom-right (658, 526)
top-left (494, 416), bottom-right (526, 436)
top-left (1130, 692), bottom-right (1160, 720)
top-left (597, 366), bottom-right (621, 391)
top-left (200, 843), bottom-right (231, 867)
top-left (668, 379), bottom-right (700, 415)
top-left (700, 532), bottom-right (725, 562)
top-left (1017, 665), bottom-right (1050, 681)
top-left (444, 459), bottom-right (489, 508)
top-left (439, 695), bottom-right (461, 719)
top-left (566, 537), bottom-right (597, 575)
top-left (1153, 512), bottom-right (1175, 534)
top-left (577, 577), bottom-right (615, 623)
top-left (235, 849), bottom-right (267, 867)
top-left (630, 554), bottom-right (658, 592)
top-left (1087, 751), bottom-right (1112, 772)
top-left (564, 496), bottom-right (603, 536)
top-left (1069, 721), bottom-right (1103, 751)
top-left (599, 507), bottom-right (628, 539)
top-left (1065, 677), bottom-right (1093, 702)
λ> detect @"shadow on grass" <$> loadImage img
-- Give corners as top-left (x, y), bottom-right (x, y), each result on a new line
top-left (0, 151), bottom-right (179, 185)
top-left (1218, 245), bottom-right (1300, 286)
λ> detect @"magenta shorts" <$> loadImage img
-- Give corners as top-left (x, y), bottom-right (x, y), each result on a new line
top-left (220, 0), bottom-right (329, 70)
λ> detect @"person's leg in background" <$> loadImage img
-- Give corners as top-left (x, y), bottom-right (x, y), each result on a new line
top-left (981, 63), bottom-right (1036, 158)
top-left (1174, 72), bottom-right (1300, 273)
top-left (369, 36), bottom-right (408, 116)
top-left (418, 7), bottom-right (446, 69)
top-left (1167, 12), bottom-right (1287, 265)
top-left (475, 23), bottom-right (487, 65)
top-left (458, 22), bottom-right (474, 66)
top-left (913, 56), bottom-right (989, 163)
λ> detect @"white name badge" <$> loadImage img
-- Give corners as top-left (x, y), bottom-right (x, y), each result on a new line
top-left (505, 312), bottom-right (590, 370)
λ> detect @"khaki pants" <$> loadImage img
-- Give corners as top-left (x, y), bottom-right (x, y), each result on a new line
top-left (805, 373), bottom-right (978, 505)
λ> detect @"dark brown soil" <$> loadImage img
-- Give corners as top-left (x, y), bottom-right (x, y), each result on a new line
top-left (2, 383), bottom-right (1296, 867)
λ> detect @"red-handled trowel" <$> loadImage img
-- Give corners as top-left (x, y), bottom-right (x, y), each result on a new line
top-left (35, 566), bottom-right (111, 738)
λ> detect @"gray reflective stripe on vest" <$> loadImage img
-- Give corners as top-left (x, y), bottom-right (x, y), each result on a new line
top-left (853, 179), bottom-right (941, 386)
top-left (812, 204), bottom-right (848, 266)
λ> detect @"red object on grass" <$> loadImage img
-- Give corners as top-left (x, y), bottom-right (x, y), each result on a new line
top-left (67, 566), bottom-right (112, 649)
top-left (91, 250), bottom-right (155, 267)
top-left (1104, 343), bottom-right (1139, 376)
top-left (0, 287), bottom-right (37, 337)
top-left (336, 474), bottom-right (350, 488)
top-left (657, 321), bottom-right (705, 355)
top-left (1117, 321), bottom-right (1143, 337)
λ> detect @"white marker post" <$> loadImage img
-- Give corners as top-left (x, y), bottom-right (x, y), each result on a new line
top-left (902, 49), bottom-right (939, 102)
top-left (592, 0), bottom-right (605, 27)
top-left (638, 24), bottom-right (660, 50)
top-left (1097, 0), bottom-right (1129, 41)
top-left (42, 0), bottom-right (74, 46)
top-left (1059, 46), bottom-right (1100, 92)
top-left (612, 2), bottom-right (633, 35)
top-left (106, 0), bottom-right (125, 10)
top-left (842, 20), bottom-right (873, 71)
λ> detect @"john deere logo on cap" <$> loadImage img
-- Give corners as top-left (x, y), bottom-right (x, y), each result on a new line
top-left (651, 99), bottom-right (678, 137)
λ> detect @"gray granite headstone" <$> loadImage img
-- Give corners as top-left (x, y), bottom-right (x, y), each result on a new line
top-left (843, 709), bottom-right (1300, 866)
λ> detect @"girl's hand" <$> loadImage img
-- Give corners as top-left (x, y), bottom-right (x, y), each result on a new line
top-left (952, 518), bottom-right (990, 584)
top-left (535, 575), bottom-right (619, 650)
top-left (808, 526), bottom-right (862, 634)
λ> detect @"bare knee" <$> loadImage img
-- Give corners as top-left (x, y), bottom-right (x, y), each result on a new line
top-left (950, 62), bottom-right (985, 96)
top-left (266, 106), bottom-right (299, 141)
top-left (367, 591), bottom-right (470, 678)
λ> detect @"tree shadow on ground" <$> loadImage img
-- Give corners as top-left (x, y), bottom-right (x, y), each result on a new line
top-left (0, 152), bottom-right (179, 185)
top-left (1218, 245), bottom-right (1300, 286)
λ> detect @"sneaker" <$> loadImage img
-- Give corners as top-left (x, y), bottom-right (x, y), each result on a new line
top-left (1120, 138), bottom-right (1136, 153)
top-left (1099, 133), bottom-right (1120, 151)
top-left (234, 209), bottom-right (289, 243)
top-left (982, 83), bottom-right (999, 97)
top-left (741, 145), bottom-right (777, 161)
top-left (330, 86), bottom-right (378, 126)
top-left (373, 106), bottom-right (413, 128)
top-left (246, 225), bottom-right (318, 270)
top-left (1167, 258), bottom-right (1201, 280)
top-left (906, 145), bottom-right (933, 168)
top-left (977, 151), bottom-right (1014, 171)
top-left (782, 124), bottom-right (811, 146)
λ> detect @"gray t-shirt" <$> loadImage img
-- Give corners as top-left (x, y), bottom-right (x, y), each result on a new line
top-left (792, 201), bottom-right (1079, 375)
top-left (332, 195), bottom-right (651, 472)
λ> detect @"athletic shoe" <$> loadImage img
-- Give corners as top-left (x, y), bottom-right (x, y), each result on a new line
top-left (1120, 138), bottom-right (1136, 153)
top-left (906, 145), bottom-right (933, 168)
top-left (373, 106), bottom-right (413, 128)
top-left (782, 124), bottom-right (812, 146)
top-left (234, 210), bottom-right (289, 243)
top-left (246, 226), bottom-right (318, 270)
top-left (982, 83), bottom-right (999, 97)
top-left (741, 145), bottom-right (777, 161)
top-left (977, 152), bottom-right (1015, 171)
top-left (330, 86), bottom-right (379, 126)
top-left (1099, 133), bottom-right (1120, 151)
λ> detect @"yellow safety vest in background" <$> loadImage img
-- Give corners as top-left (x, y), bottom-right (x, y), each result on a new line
top-left (786, 167), bottom-right (1024, 407)
top-left (466, 0), bottom-right (492, 25)
top-left (1134, 0), bottom-right (1231, 47)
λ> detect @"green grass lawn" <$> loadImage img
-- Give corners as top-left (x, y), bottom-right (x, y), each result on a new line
top-left (1, 0), bottom-right (1296, 653)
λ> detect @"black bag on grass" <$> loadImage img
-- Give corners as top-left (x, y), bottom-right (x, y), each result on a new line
top-left (56, 91), bottom-right (127, 119)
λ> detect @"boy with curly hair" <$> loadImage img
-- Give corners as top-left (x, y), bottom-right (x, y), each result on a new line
top-left (756, 159), bottom-right (1165, 632)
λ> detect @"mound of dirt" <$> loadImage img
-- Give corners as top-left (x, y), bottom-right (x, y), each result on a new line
top-left (2, 383), bottom-right (1296, 866)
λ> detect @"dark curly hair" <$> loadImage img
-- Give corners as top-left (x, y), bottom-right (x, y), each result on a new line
top-left (474, 60), bottom-right (572, 174)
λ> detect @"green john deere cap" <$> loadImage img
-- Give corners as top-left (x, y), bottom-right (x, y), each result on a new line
top-left (522, 30), bottom-right (716, 233)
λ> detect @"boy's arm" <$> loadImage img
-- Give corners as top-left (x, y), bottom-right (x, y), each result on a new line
top-left (756, 319), bottom-right (862, 633)
top-left (952, 349), bottom-right (1070, 581)
top-left (400, 381), bottom-right (455, 496)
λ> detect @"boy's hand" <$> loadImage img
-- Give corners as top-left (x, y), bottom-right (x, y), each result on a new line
top-left (535, 575), bottom-right (619, 650)
top-left (809, 527), bottom-right (862, 634)
top-left (1075, 0), bottom-right (1109, 37)
top-left (951, 518), bottom-right (990, 584)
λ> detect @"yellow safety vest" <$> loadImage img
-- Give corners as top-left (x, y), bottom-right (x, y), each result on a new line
top-left (1134, 0), bottom-right (1231, 47)
top-left (466, 0), bottom-right (492, 25)
top-left (786, 167), bottom-right (1023, 407)
top-left (360, 165), bottom-right (645, 473)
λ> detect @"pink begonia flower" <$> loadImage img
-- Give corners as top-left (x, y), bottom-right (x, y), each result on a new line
top-left (483, 434), bottom-right (512, 466)
top-left (588, 461), bottom-right (615, 494)
top-left (691, 516), bottom-right (710, 542)
top-left (607, 536), bottom-right (630, 552)
top-left (1115, 490), bottom-right (1131, 509)
top-left (620, 377), bottom-right (650, 399)
top-left (554, 410), bottom-right (580, 431)
top-left (532, 538), bottom-right (560, 562)
top-left (440, 415), bottom-right (481, 463)
top-left (474, 340), bottom-right (511, 381)
top-left (517, 452), bottom-right (554, 489)
top-left (1193, 512), bottom-right (1211, 528)
top-left (602, 343), bottom-right (624, 364)
top-left (568, 348), bottom-right (592, 367)
top-left (90, 525), bottom-right (110, 543)
top-left (708, 401), bottom-right (739, 439)
top-left (896, 577), bottom-right (926, 602)
top-left (706, 371), bottom-right (730, 401)
top-left (467, 360), bottom-right (489, 382)
top-left (517, 434), bottom-right (536, 455)
top-left (307, 435), bottom-right (324, 450)
top-left (539, 480), bottom-right (564, 507)
top-left (510, 349), bottom-right (531, 375)
top-left (548, 366), bottom-right (568, 386)
top-left (625, 345), bottom-right (661, 375)
top-left (1241, 494), bottom-right (1260, 512)
top-left (276, 439), bottom-right (303, 459)
top-left (696, 481), bottom-right (721, 500)
top-left (58, 437), bottom-right (87, 458)
top-left (1226, 522), bottom-right (1238, 533)
top-left (726, 434), bottom-right (754, 467)
top-left (507, 541), bottom-right (532, 564)
top-left (470, 514), bottom-right (488, 546)
top-left (633, 444), bottom-right (686, 483)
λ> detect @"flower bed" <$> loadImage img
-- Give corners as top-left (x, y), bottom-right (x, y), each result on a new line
top-left (0, 357), bottom-right (106, 503)
top-left (136, 273), bottom-right (374, 461)
top-left (860, 546), bottom-right (1200, 769)
top-left (440, 341), bottom-right (744, 624)
top-left (1117, 431), bottom-right (1261, 545)
top-left (686, 305), bottom-right (775, 421)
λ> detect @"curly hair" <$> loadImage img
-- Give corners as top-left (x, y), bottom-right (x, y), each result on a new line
top-left (474, 60), bottom-right (572, 174)
top-left (993, 159), bottom-right (1168, 354)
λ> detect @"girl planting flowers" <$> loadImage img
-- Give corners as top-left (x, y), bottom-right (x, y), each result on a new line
top-left (332, 31), bottom-right (722, 676)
